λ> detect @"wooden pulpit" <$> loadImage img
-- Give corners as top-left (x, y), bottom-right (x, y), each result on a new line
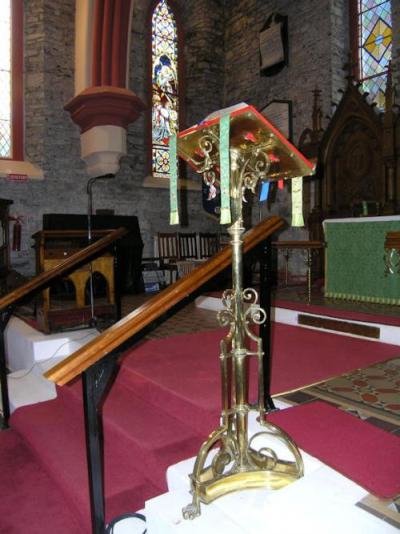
top-left (33, 230), bottom-right (116, 333)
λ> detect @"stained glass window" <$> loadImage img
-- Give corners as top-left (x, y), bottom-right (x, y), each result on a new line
top-left (0, 0), bottom-right (12, 158)
top-left (356, 0), bottom-right (392, 108)
top-left (151, 0), bottom-right (179, 178)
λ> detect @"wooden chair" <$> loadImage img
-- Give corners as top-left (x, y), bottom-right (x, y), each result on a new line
top-left (141, 232), bottom-right (180, 289)
top-left (199, 232), bottom-right (219, 258)
top-left (157, 232), bottom-right (179, 261)
top-left (178, 232), bottom-right (198, 260)
top-left (156, 232), bottom-right (179, 285)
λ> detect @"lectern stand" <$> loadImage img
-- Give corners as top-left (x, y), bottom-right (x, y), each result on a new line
top-left (171, 104), bottom-right (315, 519)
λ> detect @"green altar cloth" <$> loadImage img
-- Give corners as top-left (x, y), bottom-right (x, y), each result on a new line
top-left (324, 217), bottom-right (400, 305)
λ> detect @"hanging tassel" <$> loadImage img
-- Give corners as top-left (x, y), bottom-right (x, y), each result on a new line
top-left (291, 177), bottom-right (304, 227)
top-left (169, 134), bottom-right (179, 225)
top-left (219, 114), bottom-right (231, 225)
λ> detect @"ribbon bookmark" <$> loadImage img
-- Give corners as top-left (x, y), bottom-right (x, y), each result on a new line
top-left (259, 181), bottom-right (270, 202)
top-left (169, 134), bottom-right (179, 225)
top-left (219, 114), bottom-right (231, 225)
top-left (291, 176), bottom-right (304, 227)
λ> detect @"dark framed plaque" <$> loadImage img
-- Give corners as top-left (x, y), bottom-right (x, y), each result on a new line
top-left (259, 13), bottom-right (288, 76)
top-left (260, 99), bottom-right (293, 141)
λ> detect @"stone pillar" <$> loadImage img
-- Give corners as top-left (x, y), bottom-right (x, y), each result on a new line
top-left (65, 0), bottom-right (145, 177)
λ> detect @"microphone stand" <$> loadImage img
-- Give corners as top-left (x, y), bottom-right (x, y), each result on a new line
top-left (87, 174), bottom-right (115, 328)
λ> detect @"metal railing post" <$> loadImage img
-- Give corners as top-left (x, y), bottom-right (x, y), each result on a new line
top-left (82, 356), bottom-right (118, 534)
top-left (0, 308), bottom-right (14, 429)
top-left (258, 238), bottom-right (276, 411)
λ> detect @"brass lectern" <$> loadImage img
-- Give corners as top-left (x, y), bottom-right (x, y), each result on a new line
top-left (172, 104), bottom-right (315, 519)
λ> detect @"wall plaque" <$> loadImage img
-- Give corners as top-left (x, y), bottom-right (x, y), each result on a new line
top-left (259, 13), bottom-right (288, 76)
top-left (260, 99), bottom-right (293, 141)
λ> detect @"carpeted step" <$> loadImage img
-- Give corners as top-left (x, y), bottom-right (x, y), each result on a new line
top-left (55, 369), bottom-right (207, 487)
top-left (267, 323), bottom-right (400, 395)
top-left (55, 374), bottom-right (83, 409)
top-left (116, 325), bottom-right (400, 433)
top-left (0, 430), bottom-right (86, 534)
top-left (10, 398), bottom-right (158, 531)
top-left (117, 329), bottom-right (229, 436)
top-left (11, 376), bottom-right (205, 528)
top-left (56, 338), bottom-right (222, 438)
top-left (58, 325), bottom-right (399, 442)
top-left (267, 400), bottom-right (400, 499)
top-left (102, 383), bottom-right (205, 488)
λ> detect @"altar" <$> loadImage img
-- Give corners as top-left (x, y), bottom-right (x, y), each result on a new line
top-left (324, 216), bottom-right (400, 305)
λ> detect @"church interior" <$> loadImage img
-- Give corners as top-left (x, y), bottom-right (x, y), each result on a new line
top-left (0, 0), bottom-right (400, 532)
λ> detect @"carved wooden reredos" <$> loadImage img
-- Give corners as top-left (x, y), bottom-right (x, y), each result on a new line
top-left (300, 67), bottom-right (399, 239)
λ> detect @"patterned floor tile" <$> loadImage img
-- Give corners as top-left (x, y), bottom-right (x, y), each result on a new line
top-left (307, 358), bottom-right (400, 425)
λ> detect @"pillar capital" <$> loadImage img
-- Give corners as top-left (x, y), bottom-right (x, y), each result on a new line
top-left (65, 86), bottom-right (145, 133)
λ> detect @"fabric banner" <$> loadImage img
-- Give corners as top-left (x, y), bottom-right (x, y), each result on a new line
top-left (291, 176), bottom-right (304, 227)
top-left (325, 219), bottom-right (400, 304)
top-left (169, 134), bottom-right (179, 225)
top-left (219, 114), bottom-right (231, 225)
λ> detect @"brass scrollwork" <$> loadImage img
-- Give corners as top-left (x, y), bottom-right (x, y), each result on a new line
top-left (384, 248), bottom-right (400, 276)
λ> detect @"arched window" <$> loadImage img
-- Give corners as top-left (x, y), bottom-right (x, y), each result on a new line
top-left (151, 0), bottom-right (180, 178)
top-left (350, 0), bottom-right (392, 108)
top-left (0, 0), bottom-right (23, 160)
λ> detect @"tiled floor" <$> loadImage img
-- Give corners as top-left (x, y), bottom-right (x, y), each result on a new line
top-left (121, 293), bottom-right (220, 339)
top-left (306, 358), bottom-right (400, 425)
top-left (357, 494), bottom-right (400, 529)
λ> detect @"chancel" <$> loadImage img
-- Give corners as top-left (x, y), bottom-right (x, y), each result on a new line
top-left (0, 1), bottom-right (399, 533)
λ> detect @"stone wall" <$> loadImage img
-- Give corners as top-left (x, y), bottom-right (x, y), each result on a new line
top-left (4, 0), bottom-right (226, 275)
top-left (223, 0), bottom-right (349, 235)
top-left (3, 0), bottom-right (397, 277)
top-left (2, 0), bottom-right (82, 275)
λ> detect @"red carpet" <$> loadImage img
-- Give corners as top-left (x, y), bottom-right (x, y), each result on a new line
top-left (10, 396), bottom-right (161, 532)
top-left (268, 401), bottom-right (400, 499)
top-left (3, 322), bottom-right (400, 532)
top-left (268, 323), bottom-right (399, 394)
top-left (0, 431), bottom-right (86, 533)
top-left (119, 324), bottom-right (400, 436)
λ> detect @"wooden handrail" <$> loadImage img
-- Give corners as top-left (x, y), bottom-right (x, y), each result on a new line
top-left (0, 227), bottom-right (128, 311)
top-left (45, 216), bottom-right (284, 385)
